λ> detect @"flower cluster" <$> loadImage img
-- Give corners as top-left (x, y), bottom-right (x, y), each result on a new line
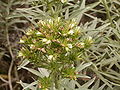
top-left (18, 17), bottom-right (93, 89)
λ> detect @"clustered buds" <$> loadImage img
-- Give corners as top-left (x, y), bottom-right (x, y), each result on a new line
top-left (18, 17), bottom-right (93, 89)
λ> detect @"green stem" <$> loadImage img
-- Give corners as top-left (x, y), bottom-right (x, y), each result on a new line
top-left (102, 0), bottom-right (114, 27)
top-left (51, 70), bottom-right (59, 90)
top-left (54, 72), bottom-right (59, 89)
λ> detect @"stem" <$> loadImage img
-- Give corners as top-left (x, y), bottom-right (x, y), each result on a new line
top-left (52, 71), bottom-right (59, 90)
top-left (5, 21), bottom-right (14, 90)
top-left (54, 75), bottom-right (58, 89)
top-left (102, 0), bottom-right (114, 27)
top-left (5, 25), bottom-right (14, 90)
top-left (0, 76), bottom-right (8, 83)
top-left (5, 0), bottom-right (15, 90)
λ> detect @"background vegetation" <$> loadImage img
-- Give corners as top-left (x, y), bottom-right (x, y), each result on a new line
top-left (0, 0), bottom-right (120, 90)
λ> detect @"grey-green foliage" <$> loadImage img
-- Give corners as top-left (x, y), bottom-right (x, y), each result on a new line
top-left (17, 0), bottom-right (120, 90)
top-left (18, 62), bottom-right (96, 90)
top-left (15, 0), bottom-right (100, 25)
top-left (80, 0), bottom-right (120, 89)
top-left (0, 0), bottom-right (28, 54)
top-left (0, 0), bottom-right (29, 89)
top-left (0, 0), bottom-right (28, 33)
top-left (81, 19), bottom-right (120, 89)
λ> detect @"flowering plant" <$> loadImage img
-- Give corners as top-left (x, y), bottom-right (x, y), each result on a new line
top-left (19, 17), bottom-right (92, 89)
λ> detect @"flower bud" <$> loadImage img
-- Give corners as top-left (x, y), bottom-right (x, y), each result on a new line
top-left (29, 44), bottom-right (35, 49)
top-left (65, 47), bottom-right (69, 51)
top-left (48, 19), bottom-right (53, 25)
top-left (61, 0), bottom-right (67, 3)
top-left (87, 36), bottom-right (93, 44)
top-left (38, 20), bottom-right (46, 26)
top-left (42, 38), bottom-right (51, 44)
top-left (19, 39), bottom-right (24, 43)
top-left (48, 55), bottom-right (53, 60)
top-left (36, 31), bottom-right (42, 35)
top-left (80, 42), bottom-right (85, 48)
top-left (67, 44), bottom-right (72, 48)
top-left (32, 39), bottom-right (36, 43)
top-left (75, 27), bottom-right (81, 34)
top-left (46, 40), bottom-right (51, 44)
top-left (68, 30), bottom-right (74, 35)
top-left (42, 38), bottom-right (48, 42)
top-left (18, 51), bottom-right (23, 57)
top-left (26, 29), bottom-right (33, 35)
top-left (56, 17), bottom-right (61, 22)
top-left (69, 23), bottom-right (75, 29)
top-left (76, 42), bottom-right (85, 48)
